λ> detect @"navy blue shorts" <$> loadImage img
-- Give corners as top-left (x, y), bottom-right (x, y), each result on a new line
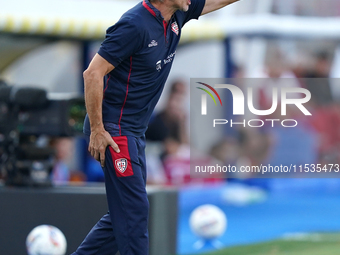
top-left (73, 123), bottom-right (149, 255)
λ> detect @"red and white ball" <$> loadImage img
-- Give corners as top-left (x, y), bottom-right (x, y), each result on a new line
top-left (189, 204), bottom-right (227, 239)
top-left (26, 225), bottom-right (67, 255)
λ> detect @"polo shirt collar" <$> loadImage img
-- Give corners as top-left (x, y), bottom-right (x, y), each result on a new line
top-left (142, 0), bottom-right (165, 21)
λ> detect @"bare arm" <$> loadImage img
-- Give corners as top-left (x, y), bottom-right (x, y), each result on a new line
top-left (201, 0), bottom-right (240, 16)
top-left (83, 53), bottom-right (119, 167)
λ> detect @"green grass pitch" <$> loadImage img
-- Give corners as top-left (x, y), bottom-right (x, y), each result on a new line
top-left (194, 233), bottom-right (340, 255)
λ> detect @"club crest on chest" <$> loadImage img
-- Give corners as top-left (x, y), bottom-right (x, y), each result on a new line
top-left (171, 22), bottom-right (179, 36)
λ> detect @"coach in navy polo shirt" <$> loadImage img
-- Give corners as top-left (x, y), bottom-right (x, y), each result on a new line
top-left (75, 0), bottom-right (239, 254)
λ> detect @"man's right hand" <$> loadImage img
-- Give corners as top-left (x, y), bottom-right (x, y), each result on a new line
top-left (83, 53), bottom-right (117, 167)
top-left (88, 128), bottom-right (120, 167)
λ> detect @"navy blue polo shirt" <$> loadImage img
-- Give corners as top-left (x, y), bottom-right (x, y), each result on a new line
top-left (84, 0), bottom-right (205, 137)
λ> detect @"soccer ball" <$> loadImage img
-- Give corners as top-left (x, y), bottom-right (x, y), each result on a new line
top-left (26, 225), bottom-right (67, 255)
top-left (189, 204), bottom-right (227, 239)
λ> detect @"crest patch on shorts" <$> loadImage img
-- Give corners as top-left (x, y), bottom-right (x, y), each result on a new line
top-left (115, 158), bottom-right (128, 173)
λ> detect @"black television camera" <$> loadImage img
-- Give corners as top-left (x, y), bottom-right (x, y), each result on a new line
top-left (0, 82), bottom-right (86, 186)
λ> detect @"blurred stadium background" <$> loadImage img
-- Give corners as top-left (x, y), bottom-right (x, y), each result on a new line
top-left (1, 0), bottom-right (340, 254)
